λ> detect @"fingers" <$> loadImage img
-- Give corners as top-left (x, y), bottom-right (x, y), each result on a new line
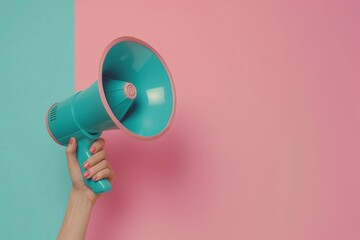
top-left (84, 159), bottom-right (115, 183)
top-left (94, 168), bottom-right (115, 183)
top-left (83, 150), bottom-right (106, 169)
top-left (89, 138), bottom-right (105, 154)
top-left (67, 137), bottom-right (115, 185)
top-left (84, 159), bottom-right (108, 179)
top-left (84, 159), bottom-right (108, 178)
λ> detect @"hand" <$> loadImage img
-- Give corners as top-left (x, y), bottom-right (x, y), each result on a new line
top-left (65, 137), bottom-right (115, 203)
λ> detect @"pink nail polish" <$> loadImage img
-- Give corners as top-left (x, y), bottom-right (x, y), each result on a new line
top-left (90, 146), bottom-right (96, 154)
top-left (83, 162), bottom-right (90, 169)
top-left (69, 138), bottom-right (73, 145)
top-left (93, 176), bottom-right (98, 181)
top-left (84, 171), bottom-right (90, 178)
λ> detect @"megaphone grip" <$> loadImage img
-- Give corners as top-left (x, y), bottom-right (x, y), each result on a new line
top-left (76, 137), bottom-right (112, 194)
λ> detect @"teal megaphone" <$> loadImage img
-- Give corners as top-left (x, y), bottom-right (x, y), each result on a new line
top-left (46, 36), bottom-right (176, 194)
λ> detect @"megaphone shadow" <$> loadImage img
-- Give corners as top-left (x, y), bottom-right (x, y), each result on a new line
top-left (88, 129), bottom-right (187, 239)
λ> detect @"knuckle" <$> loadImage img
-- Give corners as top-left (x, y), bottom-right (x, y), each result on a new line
top-left (102, 160), bottom-right (108, 168)
top-left (107, 161), bottom-right (112, 169)
top-left (103, 169), bottom-right (110, 177)
top-left (99, 150), bottom-right (106, 159)
top-left (107, 169), bottom-right (112, 177)
top-left (87, 155), bottom-right (94, 164)
top-left (89, 166), bottom-right (96, 173)
top-left (65, 147), bottom-right (72, 155)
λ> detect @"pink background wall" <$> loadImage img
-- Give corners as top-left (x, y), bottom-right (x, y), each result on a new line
top-left (76, 1), bottom-right (360, 239)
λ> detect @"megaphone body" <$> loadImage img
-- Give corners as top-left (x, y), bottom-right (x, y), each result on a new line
top-left (46, 37), bottom-right (175, 194)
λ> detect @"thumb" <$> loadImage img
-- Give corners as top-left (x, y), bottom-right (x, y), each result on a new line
top-left (66, 137), bottom-right (79, 169)
top-left (65, 138), bottom-right (86, 188)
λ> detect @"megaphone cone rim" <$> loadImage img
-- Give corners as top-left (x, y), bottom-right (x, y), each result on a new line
top-left (98, 36), bottom-right (176, 140)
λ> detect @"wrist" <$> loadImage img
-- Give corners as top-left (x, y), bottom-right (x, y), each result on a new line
top-left (58, 188), bottom-right (95, 239)
top-left (71, 187), bottom-right (97, 205)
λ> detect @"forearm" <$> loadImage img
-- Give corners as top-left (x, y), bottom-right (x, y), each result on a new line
top-left (58, 189), bottom-right (95, 240)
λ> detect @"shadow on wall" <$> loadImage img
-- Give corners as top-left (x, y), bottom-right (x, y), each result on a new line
top-left (90, 127), bottom-right (189, 239)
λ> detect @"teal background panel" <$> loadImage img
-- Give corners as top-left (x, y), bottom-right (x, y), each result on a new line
top-left (0, 0), bottom-right (74, 239)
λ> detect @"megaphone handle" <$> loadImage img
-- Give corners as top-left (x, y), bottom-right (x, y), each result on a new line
top-left (76, 137), bottom-right (112, 194)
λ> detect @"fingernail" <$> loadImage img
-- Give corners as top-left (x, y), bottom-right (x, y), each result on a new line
top-left (83, 162), bottom-right (90, 169)
top-left (84, 171), bottom-right (90, 178)
top-left (93, 176), bottom-right (98, 181)
top-left (69, 138), bottom-right (74, 145)
top-left (90, 146), bottom-right (96, 154)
